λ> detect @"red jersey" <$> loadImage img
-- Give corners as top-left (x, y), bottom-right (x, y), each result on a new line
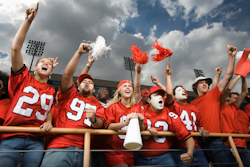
top-left (104, 101), bottom-right (144, 166)
top-left (0, 98), bottom-right (12, 121)
top-left (238, 108), bottom-right (250, 143)
top-left (140, 105), bottom-right (191, 157)
top-left (1, 66), bottom-right (55, 139)
top-left (47, 84), bottom-right (105, 149)
top-left (220, 102), bottom-right (246, 148)
top-left (191, 86), bottom-right (222, 133)
top-left (168, 100), bottom-right (202, 148)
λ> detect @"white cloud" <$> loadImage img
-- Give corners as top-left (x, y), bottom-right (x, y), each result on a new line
top-left (141, 22), bottom-right (250, 92)
top-left (0, 0), bottom-right (139, 77)
top-left (159, 0), bottom-right (224, 25)
top-left (160, 0), bottom-right (180, 17)
top-left (134, 33), bottom-right (144, 39)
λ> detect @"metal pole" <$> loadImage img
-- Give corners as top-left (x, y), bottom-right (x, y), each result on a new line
top-left (26, 40), bottom-right (45, 72)
top-left (29, 55), bottom-right (35, 72)
top-left (130, 69), bottom-right (133, 86)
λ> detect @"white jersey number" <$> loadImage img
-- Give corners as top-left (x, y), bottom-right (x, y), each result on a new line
top-left (180, 110), bottom-right (197, 131)
top-left (13, 86), bottom-right (54, 121)
top-left (68, 98), bottom-right (97, 127)
top-left (146, 119), bottom-right (169, 143)
top-left (118, 115), bottom-right (128, 140)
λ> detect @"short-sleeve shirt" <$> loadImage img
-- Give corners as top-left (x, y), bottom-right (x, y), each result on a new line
top-left (104, 101), bottom-right (144, 166)
top-left (47, 84), bottom-right (105, 149)
top-left (244, 104), bottom-right (250, 127)
top-left (1, 65), bottom-right (55, 139)
top-left (220, 102), bottom-right (246, 148)
top-left (191, 86), bottom-right (222, 133)
top-left (140, 105), bottom-right (191, 157)
top-left (168, 100), bottom-right (202, 148)
top-left (238, 108), bottom-right (250, 143)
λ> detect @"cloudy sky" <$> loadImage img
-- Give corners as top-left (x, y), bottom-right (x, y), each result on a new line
top-left (0, 0), bottom-right (250, 92)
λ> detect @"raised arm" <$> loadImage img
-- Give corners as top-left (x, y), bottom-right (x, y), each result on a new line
top-left (11, 2), bottom-right (39, 72)
top-left (220, 75), bottom-right (241, 104)
top-left (164, 66), bottom-right (174, 104)
top-left (217, 45), bottom-right (237, 93)
top-left (235, 77), bottom-right (248, 108)
top-left (212, 67), bottom-right (222, 89)
top-left (151, 76), bottom-right (166, 90)
top-left (80, 55), bottom-right (95, 75)
top-left (61, 43), bottom-right (90, 91)
top-left (134, 64), bottom-right (142, 104)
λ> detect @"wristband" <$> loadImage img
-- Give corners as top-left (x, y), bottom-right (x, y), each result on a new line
top-left (87, 64), bottom-right (91, 67)
top-left (91, 116), bottom-right (97, 123)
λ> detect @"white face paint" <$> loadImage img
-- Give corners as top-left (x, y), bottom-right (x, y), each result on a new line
top-left (175, 87), bottom-right (188, 100)
top-left (37, 62), bottom-right (43, 69)
top-left (80, 82), bottom-right (93, 90)
top-left (80, 83), bottom-right (85, 89)
top-left (89, 84), bottom-right (94, 90)
top-left (150, 92), bottom-right (164, 110)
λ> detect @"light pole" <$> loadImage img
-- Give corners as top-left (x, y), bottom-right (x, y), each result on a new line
top-left (193, 69), bottom-right (205, 78)
top-left (26, 40), bottom-right (45, 71)
top-left (124, 57), bottom-right (136, 85)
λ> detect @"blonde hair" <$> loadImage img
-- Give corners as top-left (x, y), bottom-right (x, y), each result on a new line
top-left (108, 86), bottom-right (136, 107)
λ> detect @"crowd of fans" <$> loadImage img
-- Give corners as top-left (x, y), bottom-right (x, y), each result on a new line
top-left (0, 2), bottom-right (250, 167)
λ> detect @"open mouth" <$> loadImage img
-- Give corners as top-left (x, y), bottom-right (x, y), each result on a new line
top-left (42, 66), bottom-right (48, 71)
top-left (159, 100), bottom-right (163, 104)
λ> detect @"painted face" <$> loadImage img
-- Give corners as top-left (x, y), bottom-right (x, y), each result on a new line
top-left (150, 91), bottom-right (164, 110)
top-left (175, 86), bottom-right (188, 100)
top-left (35, 58), bottom-right (53, 77)
top-left (78, 78), bottom-right (94, 95)
top-left (120, 83), bottom-right (133, 98)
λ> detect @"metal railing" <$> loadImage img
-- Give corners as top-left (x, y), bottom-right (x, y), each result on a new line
top-left (0, 126), bottom-right (249, 167)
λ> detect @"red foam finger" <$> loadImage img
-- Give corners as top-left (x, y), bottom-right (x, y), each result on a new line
top-left (234, 49), bottom-right (250, 77)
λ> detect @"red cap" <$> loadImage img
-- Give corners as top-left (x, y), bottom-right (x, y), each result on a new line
top-left (148, 86), bottom-right (166, 96)
top-left (78, 73), bottom-right (94, 84)
top-left (117, 80), bottom-right (132, 89)
top-left (141, 88), bottom-right (149, 97)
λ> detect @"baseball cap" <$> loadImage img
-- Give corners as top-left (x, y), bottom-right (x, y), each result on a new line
top-left (148, 86), bottom-right (166, 96)
top-left (78, 73), bottom-right (94, 84)
top-left (141, 88), bottom-right (149, 97)
top-left (193, 76), bottom-right (212, 85)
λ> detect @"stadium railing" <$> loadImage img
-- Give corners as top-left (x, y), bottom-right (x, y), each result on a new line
top-left (0, 126), bottom-right (249, 167)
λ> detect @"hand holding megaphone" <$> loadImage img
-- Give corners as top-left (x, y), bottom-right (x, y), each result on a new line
top-left (123, 113), bottom-right (143, 150)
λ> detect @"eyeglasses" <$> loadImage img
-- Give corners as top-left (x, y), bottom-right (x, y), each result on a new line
top-left (0, 84), bottom-right (3, 89)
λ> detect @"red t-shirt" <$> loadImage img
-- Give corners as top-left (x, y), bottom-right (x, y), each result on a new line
top-left (1, 66), bottom-right (55, 139)
top-left (238, 108), bottom-right (250, 143)
top-left (47, 84), bottom-right (105, 149)
top-left (191, 86), bottom-right (222, 133)
top-left (140, 105), bottom-right (191, 157)
top-left (244, 104), bottom-right (250, 127)
top-left (220, 102), bottom-right (246, 148)
top-left (168, 100), bottom-right (202, 148)
top-left (104, 101), bottom-right (144, 166)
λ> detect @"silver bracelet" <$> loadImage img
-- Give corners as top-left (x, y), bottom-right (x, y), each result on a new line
top-left (87, 64), bottom-right (91, 67)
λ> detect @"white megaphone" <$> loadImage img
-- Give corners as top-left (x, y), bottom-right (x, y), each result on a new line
top-left (123, 118), bottom-right (143, 150)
